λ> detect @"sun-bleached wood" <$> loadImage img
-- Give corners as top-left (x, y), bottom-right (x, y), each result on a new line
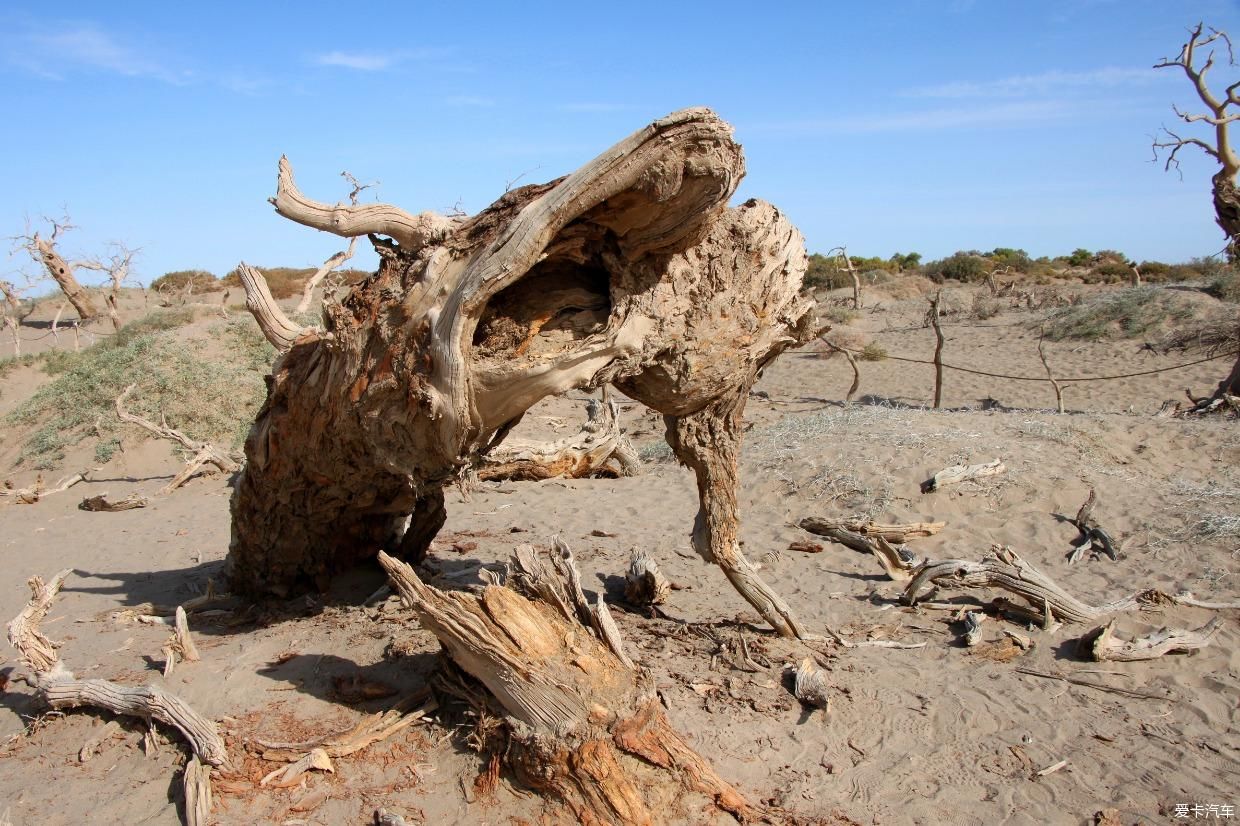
top-left (6, 570), bottom-right (228, 769)
top-left (377, 545), bottom-right (756, 825)
top-left (1084, 617), bottom-right (1220, 661)
top-left (230, 108), bottom-right (817, 636)
top-left (921, 458), bottom-right (1005, 493)
top-left (479, 398), bottom-right (640, 481)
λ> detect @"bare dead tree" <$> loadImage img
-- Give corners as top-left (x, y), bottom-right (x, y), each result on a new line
top-left (11, 216), bottom-right (100, 320)
top-left (826, 245), bottom-right (861, 309)
top-left (294, 170), bottom-right (376, 314)
top-left (0, 280), bottom-right (29, 356)
top-left (77, 243), bottom-right (138, 331)
top-left (1153, 23), bottom-right (1240, 261)
top-left (227, 109), bottom-right (817, 639)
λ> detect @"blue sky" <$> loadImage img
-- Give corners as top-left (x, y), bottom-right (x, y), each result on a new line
top-left (2, 1), bottom-right (1239, 285)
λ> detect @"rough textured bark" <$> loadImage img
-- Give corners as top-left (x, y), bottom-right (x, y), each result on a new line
top-left (1213, 171), bottom-right (1240, 261)
top-left (34, 235), bottom-right (98, 320)
top-left (226, 108), bottom-right (817, 636)
top-left (378, 546), bottom-right (757, 825)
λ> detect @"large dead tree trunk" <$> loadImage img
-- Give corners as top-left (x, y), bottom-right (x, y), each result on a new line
top-left (227, 108), bottom-right (816, 636)
top-left (33, 234), bottom-right (98, 320)
top-left (378, 545), bottom-right (757, 825)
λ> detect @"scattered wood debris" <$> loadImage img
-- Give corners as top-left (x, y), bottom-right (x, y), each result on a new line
top-left (162, 606), bottom-right (201, 678)
top-left (625, 550), bottom-right (671, 606)
top-left (1, 469), bottom-right (93, 504)
top-left (792, 657), bottom-right (831, 711)
top-left (921, 459), bottom-right (1004, 493)
top-left (80, 492), bottom-right (149, 511)
top-left (1062, 489), bottom-right (1118, 562)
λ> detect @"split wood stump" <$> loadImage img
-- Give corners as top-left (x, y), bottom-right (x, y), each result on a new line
top-left (226, 108), bottom-right (817, 637)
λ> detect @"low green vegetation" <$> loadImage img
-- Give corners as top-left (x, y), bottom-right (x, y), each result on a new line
top-left (3, 312), bottom-right (274, 469)
top-left (1042, 287), bottom-right (1197, 341)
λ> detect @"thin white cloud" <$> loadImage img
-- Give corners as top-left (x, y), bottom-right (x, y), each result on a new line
top-left (445, 95), bottom-right (495, 107)
top-left (907, 67), bottom-right (1155, 99)
top-left (314, 47), bottom-right (454, 72)
top-left (316, 50), bottom-right (399, 71)
top-left (3, 21), bottom-right (186, 83)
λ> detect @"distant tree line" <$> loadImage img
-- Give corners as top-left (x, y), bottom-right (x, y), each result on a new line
top-left (803, 247), bottom-right (1232, 290)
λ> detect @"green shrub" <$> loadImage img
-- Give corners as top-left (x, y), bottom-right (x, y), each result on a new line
top-left (1067, 248), bottom-right (1093, 267)
top-left (150, 270), bottom-right (218, 293)
top-left (4, 317), bottom-right (273, 469)
top-left (804, 253), bottom-right (848, 290)
top-left (1042, 287), bottom-right (1196, 341)
top-left (1083, 262), bottom-right (1133, 284)
top-left (924, 252), bottom-right (987, 283)
top-left (1207, 270), bottom-right (1240, 302)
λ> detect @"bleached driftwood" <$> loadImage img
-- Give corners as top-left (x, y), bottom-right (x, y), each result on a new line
top-left (799, 517), bottom-right (944, 544)
top-left (80, 493), bottom-right (149, 511)
top-left (115, 384), bottom-right (240, 495)
top-left (1082, 618), bottom-right (1221, 662)
top-left (961, 611), bottom-right (987, 647)
top-left (921, 459), bottom-right (1004, 493)
top-left (230, 108), bottom-right (817, 639)
top-left (162, 606), bottom-right (201, 678)
top-left (904, 544), bottom-right (1237, 625)
top-left (1, 469), bottom-right (92, 504)
top-left (797, 517), bottom-right (925, 581)
top-left (6, 571), bottom-right (227, 770)
top-left (377, 544), bottom-right (758, 824)
top-left (624, 549), bottom-right (671, 606)
top-left (479, 398), bottom-right (641, 481)
top-left (792, 657), bottom-right (830, 710)
top-left (235, 264), bottom-right (307, 351)
top-left (1063, 489), bottom-right (1118, 562)
top-left (184, 755), bottom-right (212, 826)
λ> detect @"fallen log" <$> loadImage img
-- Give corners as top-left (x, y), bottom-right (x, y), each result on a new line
top-left (80, 493), bottom-right (149, 511)
top-left (797, 517), bottom-right (924, 581)
top-left (378, 545), bottom-right (758, 825)
top-left (1080, 618), bottom-right (1220, 662)
top-left (798, 517), bottom-right (944, 544)
top-left (479, 398), bottom-right (640, 481)
top-left (1, 469), bottom-right (92, 504)
top-left (904, 544), bottom-right (1237, 624)
top-left (921, 459), bottom-right (1004, 493)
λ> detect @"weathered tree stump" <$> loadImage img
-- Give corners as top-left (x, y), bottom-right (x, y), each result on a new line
top-left (226, 108), bottom-right (817, 636)
top-left (378, 545), bottom-right (757, 825)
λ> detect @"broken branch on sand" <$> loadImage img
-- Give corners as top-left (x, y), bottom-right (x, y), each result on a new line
top-left (1080, 617), bottom-right (1221, 662)
top-left (904, 544), bottom-right (1238, 625)
top-left (1063, 489), bottom-right (1119, 562)
top-left (1, 469), bottom-right (93, 504)
top-left (797, 517), bottom-right (927, 581)
top-left (479, 398), bottom-right (641, 481)
top-left (6, 569), bottom-right (227, 825)
top-left (921, 459), bottom-right (1004, 493)
top-left (115, 384), bottom-right (239, 495)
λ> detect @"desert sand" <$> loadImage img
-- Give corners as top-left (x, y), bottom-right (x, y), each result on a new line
top-left (0, 281), bottom-right (1236, 825)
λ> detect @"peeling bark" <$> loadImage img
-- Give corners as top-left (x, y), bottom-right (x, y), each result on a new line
top-left (34, 235), bottom-right (98, 320)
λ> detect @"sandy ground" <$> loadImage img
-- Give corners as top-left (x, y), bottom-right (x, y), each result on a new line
top-left (0, 283), bottom-right (1237, 825)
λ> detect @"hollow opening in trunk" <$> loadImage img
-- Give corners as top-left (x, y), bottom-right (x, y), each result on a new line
top-left (472, 256), bottom-right (612, 364)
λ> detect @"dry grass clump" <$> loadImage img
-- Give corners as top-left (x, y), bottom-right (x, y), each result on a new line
top-left (1041, 287), bottom-right (1197, 341)
top-left (858, 342), bottom-right (888, 361)
top-left (1158, 308), bottom-right (1240, 357)
top-left (221, 266), bottom-right (370, 299)
top-left (814, 328), bottom-right (867, 359)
